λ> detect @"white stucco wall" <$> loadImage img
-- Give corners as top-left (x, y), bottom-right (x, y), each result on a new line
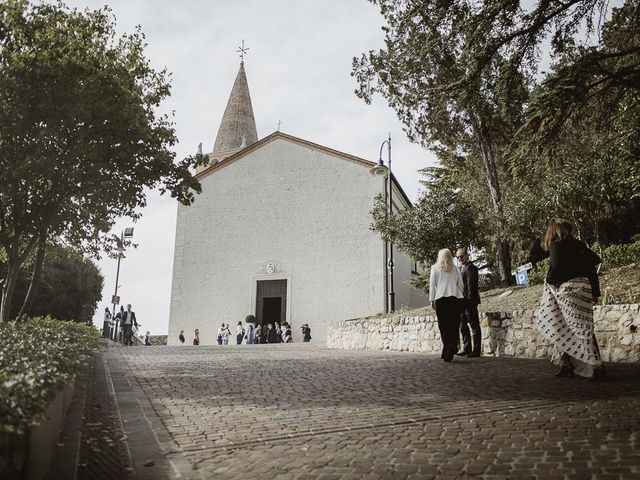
top-left (169, 136), bottom-right (392, 345)
top-left (393, 250), bottom-right (429, 310)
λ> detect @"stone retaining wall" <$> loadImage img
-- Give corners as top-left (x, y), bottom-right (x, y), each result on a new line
top-left (327, 304), bottom-right (640, 363)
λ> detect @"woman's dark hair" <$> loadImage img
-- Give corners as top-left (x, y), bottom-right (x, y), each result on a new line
top-left (543, 218), bottom-right (574, 251)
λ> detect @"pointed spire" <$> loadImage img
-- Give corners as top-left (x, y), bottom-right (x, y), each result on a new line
top-left (212, 62), bottom-right (258, 155)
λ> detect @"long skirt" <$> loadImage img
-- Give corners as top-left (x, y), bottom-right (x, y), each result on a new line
top-left (435, 296), bottom-right (462, 361)
top-left (535, 277), bottom-right (602, 377)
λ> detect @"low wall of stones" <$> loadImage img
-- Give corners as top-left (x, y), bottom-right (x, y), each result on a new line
top-left (327, 304), bottom-right (640, 363)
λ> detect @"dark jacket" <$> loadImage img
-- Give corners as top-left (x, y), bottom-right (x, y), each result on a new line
top-left (302, 326), bottom-right (312, 342)
top-left (122, 310), bottom-right (138, 328)
top-left (265, 328), bottom-right (277, 343)
top-left (461, 261), bottom-right (481, 305)
top-left (546, 238), bottom-right (601, 298)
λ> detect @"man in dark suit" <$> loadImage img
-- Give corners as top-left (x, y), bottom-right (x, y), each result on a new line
top-left (122, 304), bottom-right (138, 346)
top-left (456, 248), bottom-right (482, 357)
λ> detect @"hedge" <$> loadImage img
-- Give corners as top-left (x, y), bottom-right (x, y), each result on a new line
top-left (0, 317), bottom-right (100, 434)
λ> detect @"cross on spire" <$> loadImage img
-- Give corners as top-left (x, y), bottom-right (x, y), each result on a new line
top-left (277, 120), bottom-right (282, 131)
top-left (237, 39), bottom-right (249, 62)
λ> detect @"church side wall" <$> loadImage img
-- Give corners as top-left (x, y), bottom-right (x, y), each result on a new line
top-left (168, 138), bottom-right (387, 345)
top-left (393, 250), bottom-right (429, 310)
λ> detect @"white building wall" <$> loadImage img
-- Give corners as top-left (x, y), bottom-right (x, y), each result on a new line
top-left (168, 137), bottom-right (388, 345)
top-left (393, 249), bottom-right (429, 310)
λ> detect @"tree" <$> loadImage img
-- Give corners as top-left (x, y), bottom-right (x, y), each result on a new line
top-left (0, 1), bottom-right (205, 321)
top-left (0, 244), bottom-right (104, 322)
top-left (509, 0), bottom-right (640, 245)
top-left (353, 1), bottom-right (530, 284)
top-left (371, 167), bottom-right (483, 292)
top-left (371, 167), bottom-right (481, 264)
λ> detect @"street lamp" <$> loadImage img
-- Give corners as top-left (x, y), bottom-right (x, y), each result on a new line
top-left (112, 227), bottom-right (134, 321)
top-left (373, 134), bottom-right (395, 312)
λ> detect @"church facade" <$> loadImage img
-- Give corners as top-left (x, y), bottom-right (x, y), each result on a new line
top-left (168, 62), bottom-right (428, 345)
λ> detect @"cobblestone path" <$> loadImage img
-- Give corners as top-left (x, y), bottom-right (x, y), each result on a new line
top-left (106, 344), bottom-right (640, 479)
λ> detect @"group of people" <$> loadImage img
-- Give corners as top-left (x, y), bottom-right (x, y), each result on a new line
top-left (429, 218), bottom-right (606, 380)
top-left (178, 321), bottom-right (312, 345)
top-left (429, 246), bottom-right (482, 362)
top-left (102, 304), bottom-right (146, 346)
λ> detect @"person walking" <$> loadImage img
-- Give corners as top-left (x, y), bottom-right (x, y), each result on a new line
top-left (113, 306), bottom-right (124, 342)
top-left (535, 219), bottom-right (606, 380)
top-left (193, 328), bottom-right (200, 345)
top-left (456, 247), bottom-right (482, 357)
top-left (102, 307), bottom-right (112, 338)
top-left (122, 304), bottom-right (138, 346)
top-left (236, 321), bottom-right (244, 345)
top-left (283, 323), bottom-right (292, 343)
top-left (275, 323), bottom-right (283, 343)
top-left (179, 330), bottom-right (186, 344)
top-left (216, 324), bottom-right (225, 345)
top-left (246, 323), bottom-right (255, 344)
top-left (222, 324), bottom-right (231, 345)
top-left (254, 324), bottom-right (262, 344)
top-left (301, 324), bottom-right (311, 342)
top-left (265, 323), bottom-right (277, 343)
top-left (429, 248), bottom-right (464, 362)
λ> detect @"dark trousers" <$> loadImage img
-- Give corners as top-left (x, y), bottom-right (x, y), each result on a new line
top-left (102, 321), bottom-right (110, 338)
top-left (435, 296), bottom-right (461, 361)
top-left (123, 324), bottom-right (133, 346)
top-left (460, 301), bottom-right (482, 354)
top-left (236, 334), bottom-right (243, 345)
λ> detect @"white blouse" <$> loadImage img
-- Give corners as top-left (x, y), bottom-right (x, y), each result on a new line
top-left (429, 264), bottom-right (464, 302)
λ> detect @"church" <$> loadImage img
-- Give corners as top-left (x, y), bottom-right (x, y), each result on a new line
top-left (167, 60), bottom-right (428, 345)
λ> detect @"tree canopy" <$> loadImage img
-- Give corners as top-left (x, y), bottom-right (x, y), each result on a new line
top-left (356, 0), bottom-right (640, 286)
top-left (0, 1), bottom-right (205, 321)
top-left (0, 244), bottom-right (103, 323)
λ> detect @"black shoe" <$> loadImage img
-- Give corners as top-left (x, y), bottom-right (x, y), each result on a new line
top-left (555, 365), bottom-right (575, 378)
top-left (468, 352), bottom-right (481, 358)
top-left (592, 365), bottom-right (607, 381)
top-left (455, 351), bottom-right (470, 356)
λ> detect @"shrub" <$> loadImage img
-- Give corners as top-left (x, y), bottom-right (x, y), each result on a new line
top-left (0, 317), bottom-right (100, 433)
top-left (601, 239), bottom-right (640, 270)
top-left (245, 315), bottom-right (256, 323)
top-left (528, 258), bottom-right (550, 285)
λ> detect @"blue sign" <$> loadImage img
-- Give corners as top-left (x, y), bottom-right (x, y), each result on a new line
top-left (515, 270), bottom-right (528, 286)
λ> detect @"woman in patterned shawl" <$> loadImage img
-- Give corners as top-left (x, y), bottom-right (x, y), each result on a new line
top-left (535, 219), bottom-right (606, 380)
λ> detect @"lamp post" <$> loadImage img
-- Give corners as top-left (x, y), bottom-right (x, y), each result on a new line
top-left (112, 227), bottom-right (134, 321)
top-left (371, 134), bottom-right (395, 312)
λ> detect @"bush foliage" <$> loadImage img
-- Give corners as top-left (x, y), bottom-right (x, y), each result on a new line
top-left (0, 317), bottom-right (99, 434)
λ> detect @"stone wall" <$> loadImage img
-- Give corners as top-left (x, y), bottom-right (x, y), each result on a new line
top-left (327, 304), bottom-right (640, 363)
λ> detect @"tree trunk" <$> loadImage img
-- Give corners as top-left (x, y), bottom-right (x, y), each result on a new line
top-left (0, 255), bottom-right (20, 322)
top-left (17, 234), bottom-right (47, 319)
top-left (0, 235), bottom-right (40, 322)
top-left (472, 115), bottom-right (512, 285)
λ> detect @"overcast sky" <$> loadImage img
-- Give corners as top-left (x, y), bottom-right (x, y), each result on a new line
top-left (57, 0), bottom-right (438, 335)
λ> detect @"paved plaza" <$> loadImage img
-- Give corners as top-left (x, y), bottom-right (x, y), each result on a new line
top-left (90, 344), bottom-right (640, 479)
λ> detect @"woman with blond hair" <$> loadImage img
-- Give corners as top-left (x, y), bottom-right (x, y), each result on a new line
top-left (535, 219), bottom-right (606, 380)
top-left (429, 248), bottom-right (464, 362)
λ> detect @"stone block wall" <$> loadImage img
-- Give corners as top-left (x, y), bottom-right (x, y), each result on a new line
top-left (327, 304), bottom-right (640, 363)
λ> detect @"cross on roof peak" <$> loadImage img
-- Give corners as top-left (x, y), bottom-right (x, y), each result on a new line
top-left (237, 39), bottom-right (249, 62)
